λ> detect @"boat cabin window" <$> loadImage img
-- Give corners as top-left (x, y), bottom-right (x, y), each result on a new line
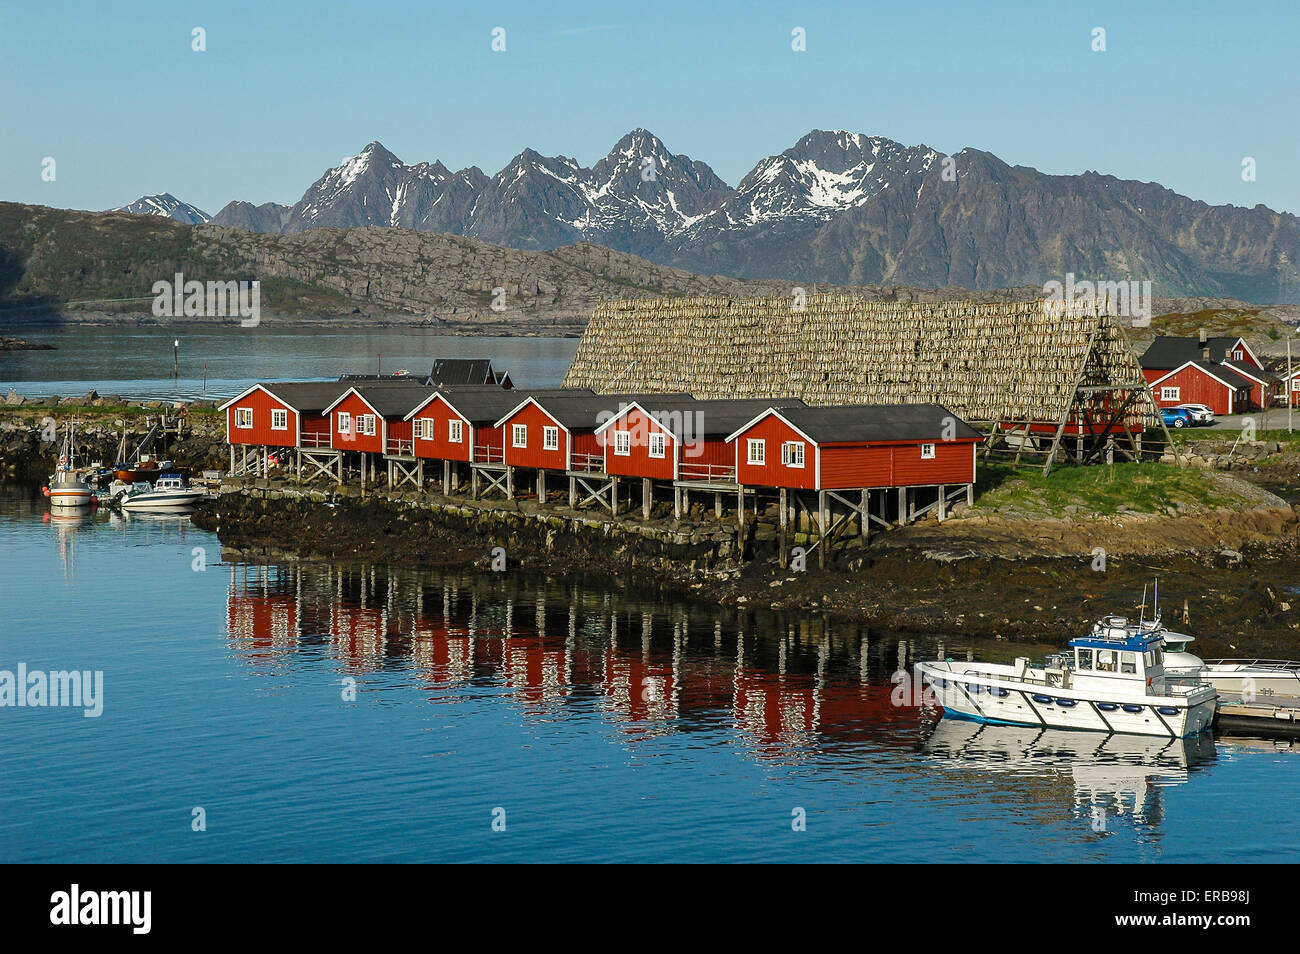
top-left (1120, 652), bottom-right (1137, 674)
top-left (1096, 650), bottom-right (1117, 673)
top-left (1144, 648), bottom-right (1163, 669)
top-left (1076, 648), bottom-right (1094, 670)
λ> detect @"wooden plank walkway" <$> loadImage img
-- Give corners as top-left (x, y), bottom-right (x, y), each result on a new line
top-left (1215, 694), bottom-right (1300, 736)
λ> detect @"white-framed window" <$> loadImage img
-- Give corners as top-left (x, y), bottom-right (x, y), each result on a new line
top-left (416, 418), bottom-right (434, 440)
top-left (648, 432), bottom-right (666, 458)
top-left (448, 419), bottom-right (463, 443)
top-left (336, 411), bottom-right (351, 435)
top-left (271, 408), bottom-right (288, 430)
top-left (1161, 386), bottom-right (1180, 402)
top-left (614, 430), bottom-right (631, 456)
top-left (781, 441), bottom-right (805, 467)
top-left (234, 407), bottom-right (253, 429)
top-left (1292, 379), bottom-right (1300, 392)
top-left (1233, 349), bottom-right (1244, 362)
top-left (357, 414), bottom-right (377, 437)
top-left (920, 443), bottom-right (936, 460)
top-left (543, 426), bottom-right (559, 451)
top-left (747, 438), bottom-right (765, 465)
top-left (512, 423), bottom-right (527, 448)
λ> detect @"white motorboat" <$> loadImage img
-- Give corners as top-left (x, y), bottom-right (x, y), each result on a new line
top-left (916, 619), bottom-right (1218, 738)
top-left (43, 424), bottom-right (94, 508)
top-left (1157, 629), bottom-right (1300, 699)
top-left (119, 474), bottom-right (204, 511)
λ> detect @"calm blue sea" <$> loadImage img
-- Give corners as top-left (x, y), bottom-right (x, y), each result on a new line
top-left (1, 482), bottom-right (1298, 863)
top-left (0, 326), bottom-right (578, 401)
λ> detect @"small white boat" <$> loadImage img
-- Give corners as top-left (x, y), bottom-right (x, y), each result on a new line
top-left (43, 424), bottom-right (94, 508)
top-left (119, 474), bottom-right (204, 511)
top-left (916, 619), bottom-right (1218, 738)
top-left (1159, 630), bottom-right (1300, 699)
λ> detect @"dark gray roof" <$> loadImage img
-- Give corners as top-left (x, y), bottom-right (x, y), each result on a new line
top-left (1140, 336), bottom-right (1245, 369)
top-left (618, 397), bottom-right (808, 438)
top-left (429, 358), bottom-right (508, 387)
top-left (520, 392), bottom-right (693, 429)
top-left (258, 381), bottom-right (348, 413)
top-left (349, 382), bottom-right (438, 417)
top-left (1174, 361), bottom-right (1256, 390)
top-left (770, 404), bottom-right (983, 444)
top-left (1222, 359), bottom-right (1276, 383)
top-left (428, 387), bottom-right (591, 423)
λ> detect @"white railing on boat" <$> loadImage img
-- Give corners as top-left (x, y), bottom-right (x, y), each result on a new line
top-left (1204, 658), bottom-right (1300, 672)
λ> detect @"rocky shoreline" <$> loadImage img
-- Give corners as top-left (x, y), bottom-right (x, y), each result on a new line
top-left (6, 403), bottom-right (1300, 658)
top-left (0, 334), bottom-right (54, 351)
top-left (197, 480), bottom-right (1300, 659)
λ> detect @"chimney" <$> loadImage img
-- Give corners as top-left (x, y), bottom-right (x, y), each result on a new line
top-left (1198, 327), bottom-right (1208, 347)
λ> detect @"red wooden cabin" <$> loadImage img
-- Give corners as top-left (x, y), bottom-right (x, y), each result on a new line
top-left (405, 387), bottom-right (589, 465)
top-left (726, 404), bottom-right (983, 491)
top-left (322, 382), bottom-right (434, 455)
top-left (220, 382), bottom-right (340, 450)
top-left (494, 392), bottom-right (689, 474)
top-left (1286, 368), bottom-right (1300, 407)
top-left (594, 398), bottom-right (807, 483)
top-left (1147, 361), bottom-right (1255, 415)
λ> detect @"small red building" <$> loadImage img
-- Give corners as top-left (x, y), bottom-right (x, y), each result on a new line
top-left (219, 381), bottom-right (346, 475)
top-left (726, 404), bottom-right (983, 491)
top-left (220, 382), bottom-right (339, 449)
top-left (1141, 335), bottom-right (1275, 413)
top-left (405, 388), bottom-right (585, 465)
top-left (1286, 368), bottom-right (1300, 407)
top-left (322, 382), bottom-right (434, 454)
top-left (594, 398), bottom-right (808, 482)
top-left (494, 392), bottom-right (690, 474)
top-left (1147, 361), bottom-right (1255, 416)
top-left (594, 402), bottom-right (680, 481)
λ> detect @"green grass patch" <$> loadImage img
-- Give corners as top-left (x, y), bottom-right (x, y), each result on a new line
top-left (974, 460), bottom-right (1240, 517)
top-left (257, 276), bottom-right (351, 314)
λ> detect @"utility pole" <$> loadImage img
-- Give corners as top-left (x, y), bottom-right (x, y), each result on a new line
top-left (173, 339), bottom-right (179, 390)
top-left (1289, 333), bottom-right (1294, 433)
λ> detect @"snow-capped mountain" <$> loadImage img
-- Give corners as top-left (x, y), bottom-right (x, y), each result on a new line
top-left (197, 130), bottom-right (1300, 301)
top-left (112, 193), bottom-right (211, 224)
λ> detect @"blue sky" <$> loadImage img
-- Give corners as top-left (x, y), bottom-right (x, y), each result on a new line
top-left (3, 0), bottom-right (1297, 215)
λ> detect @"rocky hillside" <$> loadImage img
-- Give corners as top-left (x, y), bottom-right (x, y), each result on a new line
top-left (0, 202), bottom-right (1045, 332)
top-left (169, 129), bottom-right (1300, 303)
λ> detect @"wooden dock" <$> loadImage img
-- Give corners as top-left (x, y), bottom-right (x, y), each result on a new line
top-left (1215, 694), bottom-right (1300, 736)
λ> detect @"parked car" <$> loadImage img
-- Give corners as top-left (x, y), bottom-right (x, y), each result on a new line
top-left (1176, 403), bottom-right (1216, 426)
top-left (1161, 407), bottom-right (1195, 428)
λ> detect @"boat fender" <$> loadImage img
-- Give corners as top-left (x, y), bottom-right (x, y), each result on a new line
top-left (992, 688), bottom-right (1010, 698)
top-left (1157, 706), bottom-right (1179, 716)
top-left (1056, 698), bottom-right (1078, 708)
top-left (1122, 704), bottom-right (1145, 713)
top-left (1097, 703), bottom-right (1119, 712)
top-left (1032, 694), bottom-right (1054, 704)
top-left (41, 486), bottom-right (50, 497)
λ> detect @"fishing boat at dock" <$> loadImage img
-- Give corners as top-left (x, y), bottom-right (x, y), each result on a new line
top-left (117, 473), bottom-right (205, 511)
top-left (42, 423), bottom-right (95, 509)
top-left (916, 619), bottom-right (1218, 738)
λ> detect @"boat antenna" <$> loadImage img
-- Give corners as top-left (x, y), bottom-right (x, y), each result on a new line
top-left (1153, 578), bottom-right (1159, 625)
top-left (1138, 584), bottom-right (1147, 626)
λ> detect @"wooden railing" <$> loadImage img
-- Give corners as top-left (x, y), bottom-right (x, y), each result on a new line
top-left (570, 453), bottom-right (604, 473)
top-left (677, 462), bottom-right (736, 481)
top-left (386, 438), bottom-right (414, 456)
top-left (474, 444), bottom-right (504, 463)
top-left (299, 432), bottom-right (333, 448)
